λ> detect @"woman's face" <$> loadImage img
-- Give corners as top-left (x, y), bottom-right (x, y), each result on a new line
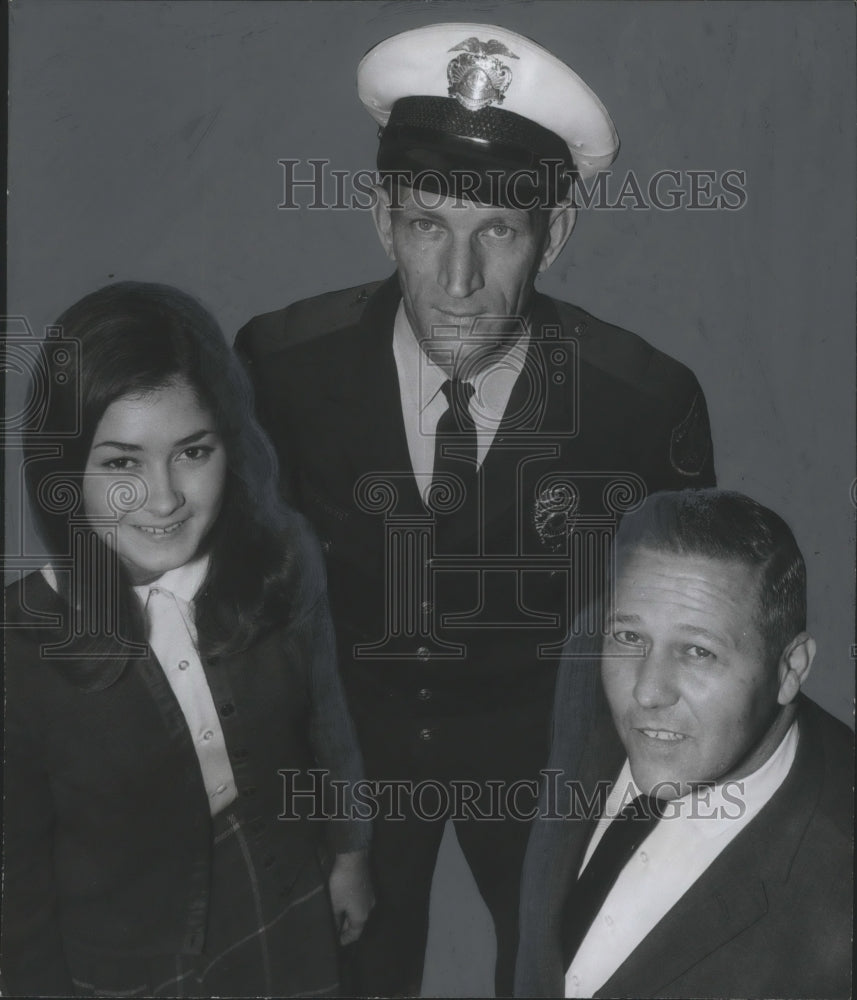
top-left (82, 380), bottom-right (228, 585)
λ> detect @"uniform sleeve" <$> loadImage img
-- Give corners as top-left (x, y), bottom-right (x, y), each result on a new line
top-left (286, 521), bottom-right (370, 855)
top-left (1, 682), bottom-right (74, 995)
top-left (300, 588), bottom-right (372, 854)
top-left (661, 375), bottom-right (716, 488)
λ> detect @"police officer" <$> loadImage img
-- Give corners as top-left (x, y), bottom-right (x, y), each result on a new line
top-left (237, 22), bottom-right (715, 997)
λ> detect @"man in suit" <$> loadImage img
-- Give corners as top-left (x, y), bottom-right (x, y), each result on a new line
top-left (237, 23), bottom-right (716, 997)
top-left (516, 488), bottom-right (853, 998)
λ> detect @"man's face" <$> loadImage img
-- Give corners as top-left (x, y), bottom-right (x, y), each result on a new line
top-left (373, 187), bottom-right (572, 372)
top-left (601, 547), bottom-right (788, 799)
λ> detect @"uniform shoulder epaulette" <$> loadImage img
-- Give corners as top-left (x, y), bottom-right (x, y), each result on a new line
top-left (236, 281), bottom-right (384, 360)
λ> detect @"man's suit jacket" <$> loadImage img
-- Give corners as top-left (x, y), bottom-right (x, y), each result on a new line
top-left (515, 694), bottom-right (854, 998)
top-left (236, 275), bottom-right (716, 725)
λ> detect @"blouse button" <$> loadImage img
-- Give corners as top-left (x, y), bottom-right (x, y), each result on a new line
top-left (201, 730), bottom-right (214, 742)
top-left (178, 660), bottom-right (190, 671)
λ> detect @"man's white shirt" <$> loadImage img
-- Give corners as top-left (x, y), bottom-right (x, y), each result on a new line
top-left (564, 721), bottom-right (799, 997)
top-left (392, 301), bottom-right (529, 498)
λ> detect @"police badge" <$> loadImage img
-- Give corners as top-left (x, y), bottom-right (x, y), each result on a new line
top-left (446, 37), bottom-right (519, 112)
top-left (533, 482), bottom-right (579, 552)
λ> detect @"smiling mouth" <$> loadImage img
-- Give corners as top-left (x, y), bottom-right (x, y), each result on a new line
top-left (637, 728), bottom-right (688, 742)
top-left (133, 521), bottom-right (187, 537)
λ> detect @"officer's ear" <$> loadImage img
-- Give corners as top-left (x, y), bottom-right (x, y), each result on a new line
top-left (371, 185), bottom-right (397, 263)
top-left (776, 632), bottom-right (816, 706)
top-left (537, 204), bottom-right (577, 273)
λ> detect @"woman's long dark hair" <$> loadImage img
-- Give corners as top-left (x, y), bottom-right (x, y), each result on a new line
top-left (25, 281), bottom-right (303, 668)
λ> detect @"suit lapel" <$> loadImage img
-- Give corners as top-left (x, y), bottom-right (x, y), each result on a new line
top-left (596, 868), bottom-right (770, 997)
top-left (304, 275), bottom-right (424, 519)
top-left (596, 706), bottom-right (822, 997)
top-left (478, 293), bottom-right (578, 545)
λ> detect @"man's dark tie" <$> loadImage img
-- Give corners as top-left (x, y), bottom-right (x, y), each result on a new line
top-left (434, 379), bottom-right (477, 474)
top-left (563, 794), bottom-right (667, 966)
top-left (431, 380), bottom-right (479, 551)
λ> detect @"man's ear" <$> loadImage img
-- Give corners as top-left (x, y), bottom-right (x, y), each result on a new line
top-left (371, 185), bottom-right (397, 262)
top-left (776, 632), bottom-right (816, 706)
top-left (538, 204), bottom-right (577, 273)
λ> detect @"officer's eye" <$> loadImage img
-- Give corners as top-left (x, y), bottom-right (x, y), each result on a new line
top-left (486, 224), bottom-right (513, 238)
top-left (613, 630), bottom-right (645, 646)
top-left (413, 218), bottom-right (439, 233)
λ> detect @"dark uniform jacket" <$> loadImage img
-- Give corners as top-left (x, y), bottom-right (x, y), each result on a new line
top-left (515, 694), bottom-right (854, 998)
top-left (1, 534), bottom-right (368, 996)
top-left (236, 275), bottom-right (716, 724)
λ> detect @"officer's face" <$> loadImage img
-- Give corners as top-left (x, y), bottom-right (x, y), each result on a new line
top-left (373, 187), bottom-right (573, 373)
top-left (601, 548), bottom-right (811, 800)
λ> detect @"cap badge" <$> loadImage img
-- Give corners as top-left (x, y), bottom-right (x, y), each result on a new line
top-left (447, 37), bottom-right (519, 112)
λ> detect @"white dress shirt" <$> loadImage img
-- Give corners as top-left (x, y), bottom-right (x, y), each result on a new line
top-left (392, 302), bottom-right (530, 501)
top-left (565, 721), bottom-right (800, 998)
top-left (132, 556), bottom-right (238, 817)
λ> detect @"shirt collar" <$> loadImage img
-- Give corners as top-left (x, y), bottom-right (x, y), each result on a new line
top-left (392, 301), bottom-right (446, 414)
top-left (392, 300), bottom-right (531, 417)
top-left (132, 553), bottom-right (211, 607)
top-left (606, 719), bottom-right (800, 835)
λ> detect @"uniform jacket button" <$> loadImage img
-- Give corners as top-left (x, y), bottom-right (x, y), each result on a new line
top-left (416, 646), bottom-right (431, 662)
top-left (419, 728), bottom-right (433, 741)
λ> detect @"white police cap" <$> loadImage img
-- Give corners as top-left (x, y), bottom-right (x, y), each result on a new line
top-left (357, 22), bottom-right (619, 198)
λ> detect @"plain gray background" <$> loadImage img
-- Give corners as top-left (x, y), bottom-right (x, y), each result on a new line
top-left (5, 1), bottom-right (855, 995)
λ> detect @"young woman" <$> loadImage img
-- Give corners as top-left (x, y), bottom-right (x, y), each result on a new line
top-left (2, 282), bottom-right (373, 997)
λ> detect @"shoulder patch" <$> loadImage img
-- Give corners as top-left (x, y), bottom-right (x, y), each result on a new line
top-left (670, 391), bottom-right (712, 477)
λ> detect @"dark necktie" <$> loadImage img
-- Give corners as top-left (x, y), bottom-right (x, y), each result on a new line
top-left (434, 379), bottom-right (477, 476)
top-left (563, 794), bottom-right (667, 966)
top-left (430, 379), bottom-right (478, 559)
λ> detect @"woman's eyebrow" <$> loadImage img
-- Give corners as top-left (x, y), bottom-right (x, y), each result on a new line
top-left (91, 440), bottom-right (143, 451)
top-left (92, 428), bottom-right (215, 451)
top-left (173, 428), bottom-right (215, 446)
